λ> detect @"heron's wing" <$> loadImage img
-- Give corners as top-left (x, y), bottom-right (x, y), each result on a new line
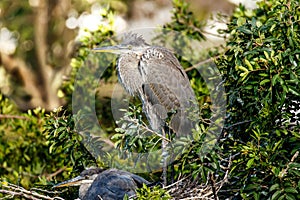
top-left (139, 47), bottom-right (198, 135)
top-left (127, 172), bottom-right (150, 187)
top-left (142, 83), bottom-right (180, 120)
top-left (84, 169), bottom-right (136, 200)
top-left (83, 169), bottom-right (141, 200)
top-left (110, 169), bottom-right (150, 187)
top-left (140, 47), bottom-right (196, 108)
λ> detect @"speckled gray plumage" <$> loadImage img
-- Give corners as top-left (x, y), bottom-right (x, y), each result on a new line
top-left (117, 33), bottom-right (197, 135)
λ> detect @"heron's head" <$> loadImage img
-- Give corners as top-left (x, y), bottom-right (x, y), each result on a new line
top-left (53, 168), bottom-right (104, 188)
top-left (93, 33), bottom-right (149, 55)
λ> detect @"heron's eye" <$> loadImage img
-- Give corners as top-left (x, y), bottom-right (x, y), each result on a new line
top-left (128, 45), bottom-right (132, 50)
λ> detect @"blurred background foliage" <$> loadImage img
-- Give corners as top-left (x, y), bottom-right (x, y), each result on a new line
top-left (0, 0), bottom-right (299, 199)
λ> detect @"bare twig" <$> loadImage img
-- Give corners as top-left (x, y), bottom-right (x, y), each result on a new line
top-left (0, 182), bottom-right (65, 200)
top-left (224, 120), bottom-right (252, 130)
top-left (164, 156), bottom-right (234, 200)
top-left (185, 58), bottom-right (214, 72)
top-left (45, 167), bottom-right (67, 181)
top-left (278, 151), bottom-right (299, 179)
top-left (209, 173), bottom-right (218, 200)
top-left (30, 187), bottom-right (67, 195)
top-left (164, 156), bottom-right (232, 200)
top-left (124, 116), bottom-right (171, 142)
top-left (0, 114), bottom-right (29, 120)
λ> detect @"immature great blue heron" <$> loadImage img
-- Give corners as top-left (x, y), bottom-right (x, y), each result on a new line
top-left (94, 33), bottom-right (198, 185)
top-left (94, 33), bottom-right (197, 136)
top-left (53, 168), bottom-right (150, 200)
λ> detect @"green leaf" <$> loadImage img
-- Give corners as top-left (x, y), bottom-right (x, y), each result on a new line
top-left (245, 184), bottom-right (259, 190)
top-left (259, 73), bottom-right (269, 77)
top-left (111, 133), bottom-right (123, 140)
top-left (238, 27), bottom-right (253, 34)
top-left (237, 65), bottom-right (249, 72)
top-left (278, 195), bottom-right (285, 200)
top-left (270, 183), bottom-right (280, 192)
top-left (288, 87), bottom-right (300, 96)
top-left (246, 158), bottom-right (255, 168)
top-left (237, 17), bottom-right (246, 26)
top-left (272, 74), bottom-right (279, 86)
top-left (285, 194), bottom-right (296, 200)
top-left (244, 59), bottom-right (253, 70)
top-left (270, 23), bottom-right (276, 32)
top-left (260, 79), bottom-right (270, 86)
top-left (272, 139), bottom-right (283, 151)
top-left (284, 187), bottom-right (298, 194)
top-left (264, 51), bottom-right (270, 60)
top-left (271, 190), bottom-right (282, 200)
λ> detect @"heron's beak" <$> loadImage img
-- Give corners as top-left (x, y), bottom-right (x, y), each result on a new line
top-left (93, 45), bottom-right (128, 54)
top-left (53, 176), bottom-right (93, 188)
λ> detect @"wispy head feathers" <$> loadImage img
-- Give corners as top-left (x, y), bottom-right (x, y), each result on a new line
top-left (121, 32), bottom-right (149, 46)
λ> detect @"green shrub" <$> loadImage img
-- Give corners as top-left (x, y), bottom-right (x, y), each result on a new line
top-left (0, 94), bottom-right (63, 188)
top-left (216, 0), bottom-right (300, 199)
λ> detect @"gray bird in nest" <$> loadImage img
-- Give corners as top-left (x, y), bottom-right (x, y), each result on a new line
top-left (53, 168), bottom-right (150, 200)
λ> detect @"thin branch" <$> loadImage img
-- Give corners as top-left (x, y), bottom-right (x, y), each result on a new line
top-left (185, 56), bottom-right (221, 72)
top-left (0, 182), bottom-right (64, 200)
top-left (163, 176), bottom-right (188, 189)
top-left (30, 187), bottom-right (67, 195)
top-left (0, 114), bottom-right (29, 120)
top-left (209, 173), bottom-right (218, 200)
top-left (185, 58), bottom-right (214, 72)
top-left (45, 167), bottom-right (67, 181)
top-left (224, 120), bottom-right (252, 130)
top-left (278, 151), bottom-right (299, 179)
top-left (125, 117), bottom-right (171, 142)
top-left (164, 156), bottom-right (232, 199)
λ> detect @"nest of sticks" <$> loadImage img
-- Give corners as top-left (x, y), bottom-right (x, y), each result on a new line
top-left (164, 157), bottom-right (231, 200)
top-left (0, 156), bottom-right (232, 200)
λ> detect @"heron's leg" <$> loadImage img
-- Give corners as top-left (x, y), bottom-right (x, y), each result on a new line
top-left (165, 127), bottom-right (175, 184)
top-left (161, 127), bottom-right (168, 186)
top-left (169, 128), bottom-right (175, 184)
top-left (143, 103), bottom-right (169, 185)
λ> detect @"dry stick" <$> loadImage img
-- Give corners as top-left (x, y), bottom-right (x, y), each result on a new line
top-left (0, 183), bottom-right (64, 200)
top-left (0, 114), bottom-right (29, 120)
top-left (164, 176), bottom-right (188, 190)
top-left (216, 155), bottom-right (232, 193)
top-left (165, 156), bottom-right (233, 199)
top-left (224, 120), bottom-right (252, 130)
top-left (0, 189), bottom-right (40, 200)
top-left (209, 173), bottom-right (218, 200)
top-left (30, 187), bottom-right (67, 195)
top-left (126, 116), bottom-right (171, 142)
top-left (279, 151), bottom-right (299, 179)
top-left (45, 167), bottom-right (67, 181)
top-left (185, 58), bottom-right (214, 72)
